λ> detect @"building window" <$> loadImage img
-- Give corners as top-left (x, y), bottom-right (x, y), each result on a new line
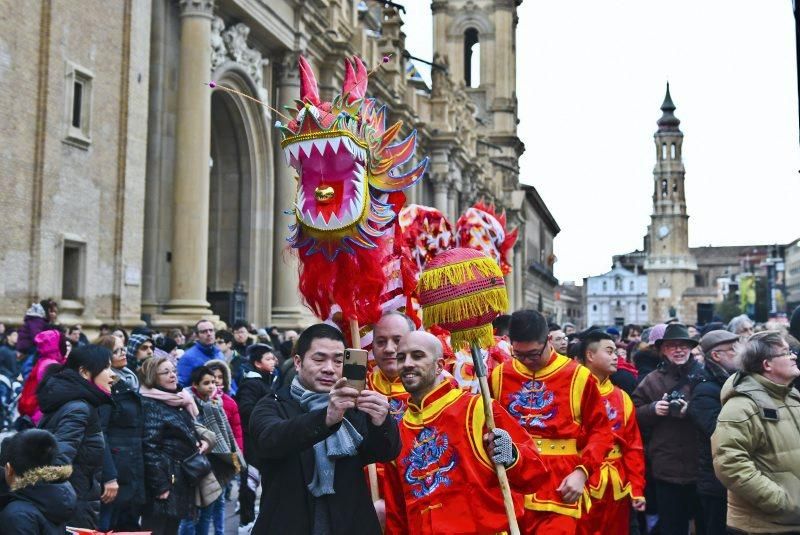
top-left (671, 143), bottom-right (676, 159)
top-left (661, 179), bottom-right (668, 197)
top-left (661, 143), bottom-right (667, 159)
top-left (602, 281), bottom-right (607, 291)
top-left (629, 280), bottom-right (634, 291)
top-left (592, 304), bottom-right (597, 312)
top-left (641, 304), bottom-right (646, 311)
top-left (62, 239), bottom-right (86, 301)
top-left (64, 62), bottom-right (93, 149)
top-left (616, 300), bottom-right (621, 307)
top-left (614, 276), bottom-right (622, 291)
top-left (464, 28), bottom-right (480, 88)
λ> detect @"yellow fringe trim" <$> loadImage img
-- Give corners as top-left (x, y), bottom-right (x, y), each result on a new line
top-left (449, 324), bottom-right (496, 351)
top-left (419, 257), bottom-right (504, 292)
top-left (421, 287), bottom-right (509, 327)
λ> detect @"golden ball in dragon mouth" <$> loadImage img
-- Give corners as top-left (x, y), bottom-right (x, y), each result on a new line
top-left (314, 185), bottom-right (335, 202)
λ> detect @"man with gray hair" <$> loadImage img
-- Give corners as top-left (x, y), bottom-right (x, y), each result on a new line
top-left (727, 314), bottom-right (754, 342)
top-left (712, 331), bottom-right (800, 534)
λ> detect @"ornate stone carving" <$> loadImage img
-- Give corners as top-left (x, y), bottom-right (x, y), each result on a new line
top-left (178, 0), bottom-right (214, 18)
top-left (210, 16), bottom-right (267, 95)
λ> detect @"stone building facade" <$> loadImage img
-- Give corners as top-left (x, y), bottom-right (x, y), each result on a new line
top-left (0, 0), bottom-right (553, 329)
top-left (583, 263), bottom-right (648, 327)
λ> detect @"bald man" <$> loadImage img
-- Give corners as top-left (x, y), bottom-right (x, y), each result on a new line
top-left (384, 331), bottom-right (548, 534)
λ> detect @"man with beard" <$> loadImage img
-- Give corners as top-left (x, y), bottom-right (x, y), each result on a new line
top-left (489, 310), bottom-right (613, 535)
top-left (576, 330), bottom-right (645, 535)
top-left (384, 331), bottom-right (547, 534)
top-left (632, 323), bottom-right (703, 535)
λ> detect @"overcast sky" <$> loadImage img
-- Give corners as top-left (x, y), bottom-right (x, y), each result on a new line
top-left (401, 1), bottom-right (800, 284)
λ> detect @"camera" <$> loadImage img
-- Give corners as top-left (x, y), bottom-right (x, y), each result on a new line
top-left (665, 391), bottom-right (686, 417)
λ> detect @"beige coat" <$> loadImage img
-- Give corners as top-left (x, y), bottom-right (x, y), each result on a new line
top-left (712, 372), bottom-right (800, 533)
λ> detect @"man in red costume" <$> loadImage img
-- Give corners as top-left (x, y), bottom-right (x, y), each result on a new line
top-left (385, 331), bottom-right (548, 534)
top-left (576, 330), bottom-right (645, 535)
top-left (489, 310), bottom-right (614, 534)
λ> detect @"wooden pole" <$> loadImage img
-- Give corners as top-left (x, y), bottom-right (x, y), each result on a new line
top-left (349, 318), bottom-right (381, 503)
top-left (470, 342), bottom-right (521, 535)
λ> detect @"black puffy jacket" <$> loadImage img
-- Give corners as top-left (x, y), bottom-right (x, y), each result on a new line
top-left (0, 464), bottom-right (77, 535)
top-left (98, 374), bottom-right (145, 507)
top-left (688, 359), bottom-right (731, 497)
top-left (236, 369), bottom-right (278, 465)
top-left (141, 395), bottom-right (199, 520)
top-left (37, 368), bottom-right (110, 528)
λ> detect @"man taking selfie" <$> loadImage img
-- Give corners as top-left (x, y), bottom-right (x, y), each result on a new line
top-left (248, 323), bottom-right (400, 534)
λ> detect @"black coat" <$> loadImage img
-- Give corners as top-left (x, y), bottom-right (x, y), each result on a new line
top-left (236, 369), bottom-right (278, 464)
top-left (249, 383), bottom-right (401, 535)
top-left (98, 376), bottom-right (145, 507)
top-left (0, 465), bottom-right (77, 535)
top-left (141, 394), bottom-right (199, 520)
top-left (688, 360), bottom-right (730, 497)
top-left (37, 368), bottom-right (110, 528)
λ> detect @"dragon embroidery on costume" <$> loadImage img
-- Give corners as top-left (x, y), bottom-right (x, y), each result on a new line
top-left (604, 398), bottom-right (621, 431)
top-left (402, 427), bottom-right (458, 498)
top-left (274, 55), bottom-right (427, 327)
top-left (389, 397), bottom-right (408, 423)
top-left (507, 379), bottom-right (557, 429)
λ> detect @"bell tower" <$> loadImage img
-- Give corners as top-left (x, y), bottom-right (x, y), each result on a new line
top-left (645, 84), bottom-right (697, 323)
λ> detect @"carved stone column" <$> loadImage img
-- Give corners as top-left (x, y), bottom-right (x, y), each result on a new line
top-left (162, 0), bottom-right (216, 321)
top-left (433, 180), bottom-right (448, 215)
top-left (270, 52), bottom-right (314, 328)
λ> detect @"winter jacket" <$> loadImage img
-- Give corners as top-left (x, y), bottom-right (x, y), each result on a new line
top-left (687, 359), bottom-right (730, 497)
top-left (0, 342), bottom-right (18, 379)
top-left (177, 342), bottom-right (222, 387)
top-left (37, 368), bottom-right (110, 528)
top-left (633, 348), bottom-right (661, 384)
top-left (16, 314), bottom-right (48, 355)
top-left (632, 358), bottom-right (703, 484)
top-left (98, 373), bottom-right (145, 507)
top-left (248, 383), bottom-right (401, 534)
top-left (236, 368), bottom-right (278, 464)
top-left (21, 330), bottom-right (65, 424)
top-left (0, 465), bottom-right (77, 535)
top-left (712, 372), bottom-right (800, 533)
top-left (141, 394), bottom-right (202, 519)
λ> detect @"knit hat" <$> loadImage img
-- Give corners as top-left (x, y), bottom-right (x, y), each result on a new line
top-left (25, 303), bottom-right (46, 319)
top-left (648, 323), bottom-right (667, 345)
top-left (126, 333), bottom-right (151, 369)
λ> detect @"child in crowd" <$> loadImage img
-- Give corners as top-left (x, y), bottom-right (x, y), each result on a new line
top-left (183, 366), bottom-right (242, 535)
top-left (0, 429), bottom-right (77, 534)
top-left (206, 359), bottom-right (244, 454)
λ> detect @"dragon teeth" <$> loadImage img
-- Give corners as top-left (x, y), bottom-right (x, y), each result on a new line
top-left (299, 140), bottom-right (315, 158)
top-left (328, 212), bottom-right (342, 227)
top-left (328, 137), bottom-right (341, 153)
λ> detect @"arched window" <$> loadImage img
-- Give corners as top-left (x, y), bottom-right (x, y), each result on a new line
top-left (671, 143), bottom-right (676, 159)
top-left (602, 281), bottom-right (607, 291)
top-left (614, 276), bottom-right (622, 291)
top-left (641, 304), bottom-right (646, 311)
top-left (592, 304), bottom-right (598, 312)
top-left (629, 280), bottom-right (634, 291)
top-left (661, 179), bottom-right (668, 197)
top-left (464, 28), bottom-right (480, 88)
top-left (661, 143), bottom-right (667, 159)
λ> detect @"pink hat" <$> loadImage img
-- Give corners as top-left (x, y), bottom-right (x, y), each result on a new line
top-left (648, 323), bottom-right (667, 345)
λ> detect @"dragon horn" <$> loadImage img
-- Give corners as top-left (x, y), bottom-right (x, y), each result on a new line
top-left (345, 55), bottom-right (368, 103)
top-left (298, 55), bottom-right (321, 107)
top-left (342, 57), bottom-right (356, 102)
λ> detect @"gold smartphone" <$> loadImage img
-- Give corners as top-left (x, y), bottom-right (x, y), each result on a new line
top-left (343, 348), bottom-right (369, 391)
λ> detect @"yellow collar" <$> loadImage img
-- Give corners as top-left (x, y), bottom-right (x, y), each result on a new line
top-left (404, 379), bottom-right (463, 426)
top-left (512, 350), bottom-right (570, 379)
top-left (596, 377), bottom-right (614, 396)
top-left (370, 367), bottom-right (406, 396)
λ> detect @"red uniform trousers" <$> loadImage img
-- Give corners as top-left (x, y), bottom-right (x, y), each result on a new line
top-left (577, 487), bottom-right (629, 535)
top-left (523, 509), bottom-right (578, 535)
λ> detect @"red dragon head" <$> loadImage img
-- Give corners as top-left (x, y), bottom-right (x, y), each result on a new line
top-left (276, 56), bottom-right (428, 261)
top-left (455, 201), bottom-right (518, 275)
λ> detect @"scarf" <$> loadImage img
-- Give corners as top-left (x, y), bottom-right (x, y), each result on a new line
top-left (289, 376), bottom-right (363, 497)
top-left (140, 386), bottom-right (199, 419)
top-left (115, 366), bottom-right (140, 391)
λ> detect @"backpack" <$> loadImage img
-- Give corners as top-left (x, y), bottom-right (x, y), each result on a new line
top-left (18, 357), bottom-right (47, 417)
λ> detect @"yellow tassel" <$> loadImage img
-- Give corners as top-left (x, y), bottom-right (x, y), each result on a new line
top-left (421, 287), bottom-right (509, 327)
top-left (418, 257), bottom-right (503, 292)
top-left (449, 324), bottom-right (496, 350)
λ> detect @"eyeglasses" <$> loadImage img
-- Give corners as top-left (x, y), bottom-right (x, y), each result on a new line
top-left (551, 336), bottom-right (568, 343)
top-left (770, 349), bottom-right (798, 359)
top-left (157, 369), bottom-right (177, 376)
top-left (512, 342), bottom-right (548, 361)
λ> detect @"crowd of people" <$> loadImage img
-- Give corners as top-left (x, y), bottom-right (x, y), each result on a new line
top-left (0, 299), bottom-right (797, 535)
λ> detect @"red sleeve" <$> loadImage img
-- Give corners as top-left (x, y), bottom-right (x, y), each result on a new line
top-left (491, 401), bottom-right (549, 495)
top-left (383, 459), bottom-right (409, 535)
top-left (577, 375), bottom-right (614, 477)
top-left (620, 392), bottom-right (646, 499)
top-left (224, 394), bottom-right (245, 453)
